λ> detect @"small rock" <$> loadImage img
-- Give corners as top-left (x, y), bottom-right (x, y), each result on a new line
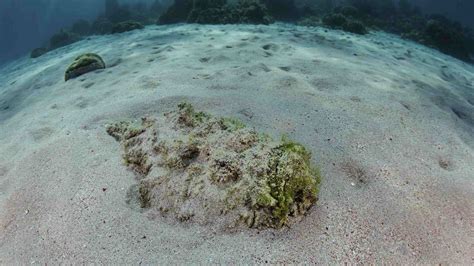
top-left (65, 53), bottom-right (106, 81)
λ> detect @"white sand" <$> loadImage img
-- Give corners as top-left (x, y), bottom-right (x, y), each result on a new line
top-left (0, 23), bottom-right (473, 263)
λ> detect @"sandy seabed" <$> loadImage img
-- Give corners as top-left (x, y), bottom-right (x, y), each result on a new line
top-left (0, 23), bottom-right (473, 264)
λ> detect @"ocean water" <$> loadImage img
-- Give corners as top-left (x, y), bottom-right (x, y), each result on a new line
top-left (0, 0), bottom-right (473, 264)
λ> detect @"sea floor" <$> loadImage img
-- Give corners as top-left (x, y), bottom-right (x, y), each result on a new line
top-left (0, 23), bottom-right (473, 263)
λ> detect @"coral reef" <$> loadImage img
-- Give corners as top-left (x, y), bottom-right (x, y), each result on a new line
top-left (106, 103), bottom-right (321, 230)
top-left (423, 18), bottom-right (471, 60)
top-left (232, 0), bottom-right (274, 25)
top-left (321, 11), bottom-right (367, 35)
top-left (297, 1), bottom-right (473, 60)
top-left (322, 13), bottom-right (348, 28)
top-left (159, 0), bottom-right (273, 25)
top-left (396, 15), bottom-right (473, 61)
top-left (64, 53), bottom-right (106, 81)
top-left (111, 20), bottom-right (144, 34)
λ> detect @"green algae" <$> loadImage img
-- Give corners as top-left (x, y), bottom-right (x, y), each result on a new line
top-left (252, 137), bottom-right (321, 228)
top-left (65, 53), bottom-right (106, 81)
top-left (107, 103), bottom-right (322, 230)
top-left (219, 117), bottom-right (246, 131)
top-left (177, 102), bottom-right (211, 127)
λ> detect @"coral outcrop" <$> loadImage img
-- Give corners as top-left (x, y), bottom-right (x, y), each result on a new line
top-left (159, 0), bottom-right (273, 25)
top-left (64, 53), bottom-right (106, 81)
top-left (107, 103), bottom-right (321, 230)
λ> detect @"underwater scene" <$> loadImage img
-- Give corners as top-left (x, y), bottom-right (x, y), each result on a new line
top-left (0, 0), bottom-right (473, 264)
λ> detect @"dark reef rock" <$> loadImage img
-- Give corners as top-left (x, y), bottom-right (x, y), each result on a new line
top-left (159, 0), bottom-right (273, 25)
top-left (107, 103), bottom-right (321, 230)
top-left (49, 30), bottom-right (81, 50)
top-left (233, 0), bottom-right (273, 25)
top-left (185, 0), bottom-right (229, 24)
top-left (91, 17), bottom-right (114, 35)
top-left (30, 47), bottom-right (48, 59)
top-left (424, 19), bottom-right (470, 60)
top-left (397, 15), bottom-right (473, 61)
top-left (65, 53), bottom-right (106, 81)
top-left (111, 20), bottom-right (144, 34)
top-left (188, 6), bottom-right (232, 24)
top-left (296, 1), bottom-right (473, 60)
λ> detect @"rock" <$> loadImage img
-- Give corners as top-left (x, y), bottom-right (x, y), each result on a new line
top-left (321, 12), bottom-right (367, 35)
top-left (106, 103), bottom-right (322, 230)
top-left (30, 47), bottom-right (48, 59)
top-left (158, 0), bottom-right (273, 25)
top-left (65, 53), bottom-right (106, 81)
top-left (49, 30), bottom-right (80, 50)
top-left (111, 20), bottom-right (144, 34)
top-left (343, 20), bottom-right (368, 35)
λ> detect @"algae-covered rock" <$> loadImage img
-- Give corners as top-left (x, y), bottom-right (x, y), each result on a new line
top-left (107, 103), bottom-right (321, 230)
top-left (233, 0), bottom-right (274, 25)
top-left (111, 20), bottom-right (144, 34)
top-left (65, 53), bottom-right (105, 81)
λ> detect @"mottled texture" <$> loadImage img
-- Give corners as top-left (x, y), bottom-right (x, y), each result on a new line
top-left (107, 103), bottom-right (321, 230)
top-left (64, 53), bottom-right (105, 81)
